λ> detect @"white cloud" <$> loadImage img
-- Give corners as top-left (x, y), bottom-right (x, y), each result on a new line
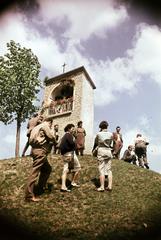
top-left (0, 2), bottom-right (161, 170)
top-left (1, 4), bottom-right (161, 108)
top-left (122, 128), bottom-right (142, 150)
top-left (37, 0), bottom-right (128, 43)
top-left (0, 12), bottom-right (28, 55)
top-left (127, 23), bottom-right (161, 86)
top-left (139, 115), bottom-right (150, 130)
top-left (0, 11), bottom-right (65, 76)
top-left (89, 23), bottom-right (161, 106)
top-left (90, 58), bottom-right (139, 106)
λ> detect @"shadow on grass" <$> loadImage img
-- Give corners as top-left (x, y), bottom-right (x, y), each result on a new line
top-left (91, 177), bottom-right (109, 189)
top-left (91, 177), bottom-right (100, 188)
top-left (57, 178), bottom-right (72, 188)
top-left (1, 211), bottom-right (161, 240)
top-left (34, 183), bottom-right (54, 196)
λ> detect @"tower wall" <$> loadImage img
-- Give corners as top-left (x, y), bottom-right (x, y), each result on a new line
top-left (42, 67), bottom-right (95, 154)
top-left (80, 74), bottom-right (94, 153)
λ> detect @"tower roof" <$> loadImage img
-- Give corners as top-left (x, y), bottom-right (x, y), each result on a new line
top-left (44, 66), bottom-right (96, 89)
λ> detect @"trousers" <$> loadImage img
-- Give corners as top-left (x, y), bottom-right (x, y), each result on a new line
top-left (25, 148), bottom-right (52, 199)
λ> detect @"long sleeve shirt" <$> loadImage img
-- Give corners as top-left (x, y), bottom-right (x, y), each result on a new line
top-left (59, 132), bottom-right (76, 155)
top-left (29, 122), bottom-right (56, 151)
top-left (122, 149), bottom-right (133, 160)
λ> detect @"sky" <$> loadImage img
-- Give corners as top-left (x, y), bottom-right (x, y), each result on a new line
top-left (0, 0), bottom-right (161, 173)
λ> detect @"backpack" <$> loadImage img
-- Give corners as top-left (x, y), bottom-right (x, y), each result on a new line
top-left (29, 126), bottom-right (46, 147)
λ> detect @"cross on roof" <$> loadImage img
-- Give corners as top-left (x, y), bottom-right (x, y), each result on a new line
top-left (62, 63), bottom-right (66, 73)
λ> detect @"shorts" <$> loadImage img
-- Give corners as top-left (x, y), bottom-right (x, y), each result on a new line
top-left (62, 151), bottom-right (81, 173)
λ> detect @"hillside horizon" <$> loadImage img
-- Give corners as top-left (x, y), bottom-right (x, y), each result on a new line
top-left (1, 154), bottom-right (161, 240)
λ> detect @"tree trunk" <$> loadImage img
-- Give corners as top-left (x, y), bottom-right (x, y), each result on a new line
top-left (15, 118), bottom-right (21, 157)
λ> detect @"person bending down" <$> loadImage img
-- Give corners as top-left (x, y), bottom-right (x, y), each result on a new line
top-left (134, 134), bottom-right (149, 169)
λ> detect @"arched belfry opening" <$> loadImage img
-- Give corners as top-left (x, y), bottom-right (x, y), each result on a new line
top-left (48, 80), bottom-right (74, 116)
top-left (42, 66), bottom-right (96, 153)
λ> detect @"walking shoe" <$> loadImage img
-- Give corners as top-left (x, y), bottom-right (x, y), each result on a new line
top-left (60, 188), bottom-right (71, 192)
top-left (71, 183), bottom-right (80, 187)
top-left (97, 187), bottom-right (104, 192)
top-left (144, 164), bottom-right (149, 169)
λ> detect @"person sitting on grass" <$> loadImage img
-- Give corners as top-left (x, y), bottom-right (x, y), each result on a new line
top-left (121, 145), bottom-right (137, 165)
top-left (59, 124), bottom-right (81, 192)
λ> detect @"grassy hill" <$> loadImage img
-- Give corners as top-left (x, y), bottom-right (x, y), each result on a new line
top-left (1, 154), bottom-right (161, 240)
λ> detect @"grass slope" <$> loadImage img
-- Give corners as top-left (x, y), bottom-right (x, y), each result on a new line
top-left (1, 155), bottom-right (161, 240)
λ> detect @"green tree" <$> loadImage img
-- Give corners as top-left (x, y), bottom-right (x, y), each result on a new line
top-left (0, 40), bottom-right (42, 157)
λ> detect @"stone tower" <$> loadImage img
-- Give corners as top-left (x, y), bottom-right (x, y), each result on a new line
top-left (42, 66), bottom-right (96, 154)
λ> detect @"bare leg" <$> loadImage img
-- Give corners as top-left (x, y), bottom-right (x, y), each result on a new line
top-left (71, 170), bottom-right (80, 185)
top-left (61, 170), bottom-right (68, 190)
top-left (138, 156), bottom-right (144, 167)
top-left (107, 170), bottom-right (112, 189)
top-left (99, 175), bottom-right (105, 190)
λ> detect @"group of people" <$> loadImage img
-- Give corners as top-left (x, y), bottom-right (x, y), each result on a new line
top-left (92, 123), bottom-right (150, 192)
top-left (22, 113), bottom-right (86, 202)
top-left (42, 96), bottom-right (73, 115)
top-left (121, 134), bottom-right (149, 169)
top-left (22, 117), bottom-right (86, 158)
top-left (96, 124), bottom-right (149, 169)
top-left (22, 113), bottom-right (149, 201)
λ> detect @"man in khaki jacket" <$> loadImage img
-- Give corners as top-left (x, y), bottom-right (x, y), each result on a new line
top-left (25, 118), bottom-right (56, 202)
top-left (22, 113), bottom-right (43, 157)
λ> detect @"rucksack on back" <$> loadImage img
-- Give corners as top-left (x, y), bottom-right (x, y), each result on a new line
top-left (29, 127), bottom-right (46, 147)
